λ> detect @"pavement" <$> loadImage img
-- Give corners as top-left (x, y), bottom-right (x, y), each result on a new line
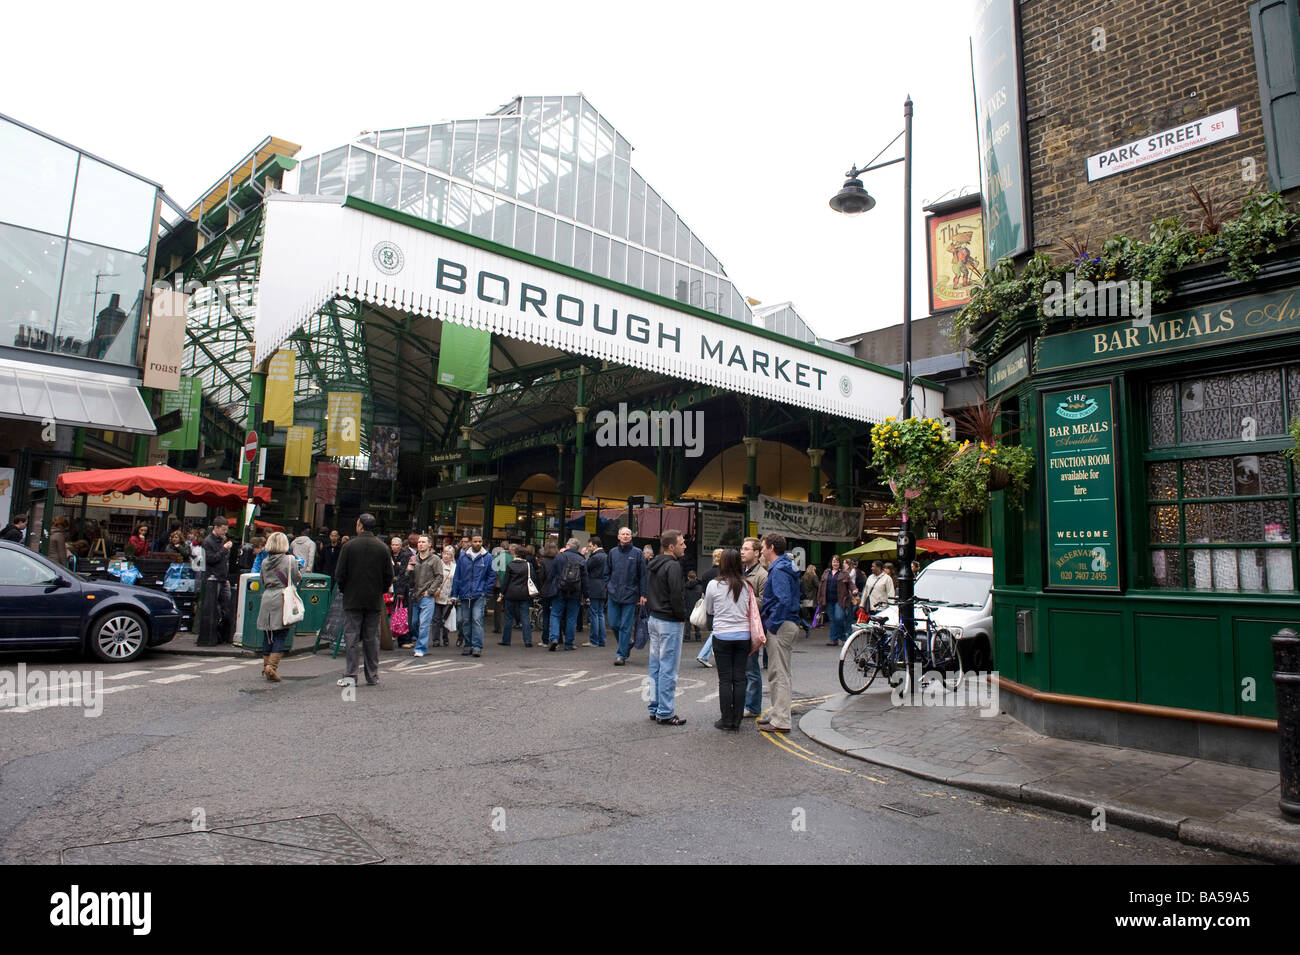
top-left (800, 677), bottom-right (1300, 865)
top-left (157, 630), bottom-right (323, 657)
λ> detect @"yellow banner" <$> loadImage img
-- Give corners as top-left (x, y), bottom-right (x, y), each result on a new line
top-left (326, 392), bottom-right (362, 457)
top-left (284, 426), bottom-right (314, 476)
top-left (494, 505), bottom-right (516, 530)
top-left (265, 349), bottom-right (295, 427)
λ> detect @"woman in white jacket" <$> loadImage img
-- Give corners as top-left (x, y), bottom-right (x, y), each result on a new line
top-left (434, 544), bottom-right (457, 647)
top-left (704, 549), bottom-right (754, 732)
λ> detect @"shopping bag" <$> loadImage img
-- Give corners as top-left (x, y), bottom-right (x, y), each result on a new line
top-left (282, 581), bottom-right (305, 626)
top-left (745, 583), bottom-right (767, 656)
top-left (634, 608), bottom-right (649, 650)
top-left (689, 597), bottom-right (708, 628)
top-left (811, 604), bottom-right (823, 629)
top-left (390, 598), bottom-right (409, 636)
top-left (445, 604), bottom-right (458, 632)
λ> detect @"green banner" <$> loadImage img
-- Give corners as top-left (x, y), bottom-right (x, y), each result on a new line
top-left (987, 339), bottom-right (1030, 396)
top-left (158, 376), bottom-right (200, 451)
top-left (1042, 384), bottom-right (1120, 591)
top-left (973, 0), bottom-right (1029, 263)
top-left (437, 322), bottom-right (490, 393)
top-left (1037, 287), bottom-right (1300, 372)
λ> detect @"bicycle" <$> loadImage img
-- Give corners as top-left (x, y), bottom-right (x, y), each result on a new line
top-left (838, 597), bottom-right (964, 695)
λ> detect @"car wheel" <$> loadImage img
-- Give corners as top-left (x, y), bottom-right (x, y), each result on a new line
top-left (967, 635), bottom-right (992, 672)
top-left (88, 611), bottom-right (149, 663)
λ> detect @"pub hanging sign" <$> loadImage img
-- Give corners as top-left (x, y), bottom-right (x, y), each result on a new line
top-left (1042, 382), bottom-right (1122, 592)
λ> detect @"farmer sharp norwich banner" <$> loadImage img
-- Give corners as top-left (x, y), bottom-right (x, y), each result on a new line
top-left (284, 426), bottom-right (314, 476)
top-left (265, 349), bottom-right (295, 427)
top-left (752, 494), bottom-right (860, 542)
top-left (326, 392), bottom-right (362, 457)
top-left (437, 323), bottom-right (490, 394)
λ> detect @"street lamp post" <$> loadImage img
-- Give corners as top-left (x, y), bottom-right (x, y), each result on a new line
top-left (830, 96), bottom-right (918, 696)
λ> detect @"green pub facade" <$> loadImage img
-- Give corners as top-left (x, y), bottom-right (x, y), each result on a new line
top-left (969, 0), bottom-right (1300, 768)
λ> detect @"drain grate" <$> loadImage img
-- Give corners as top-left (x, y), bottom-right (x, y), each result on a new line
top-left (60, 813), bottom-right (383, 865)
top-left (879, 802), bottom-right (938, 818)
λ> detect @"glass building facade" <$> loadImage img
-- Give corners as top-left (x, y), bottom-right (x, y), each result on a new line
top-left (294, 95), bottom-right (842, 351)
top-left (0, 115), bottom-right (159, 368)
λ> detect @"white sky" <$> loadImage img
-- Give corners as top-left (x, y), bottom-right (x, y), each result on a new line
top-left (4, 0), bottom-right (979, 343)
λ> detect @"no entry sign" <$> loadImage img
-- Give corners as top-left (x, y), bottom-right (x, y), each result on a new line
top-left (244, 431), bottom-right (259, 463)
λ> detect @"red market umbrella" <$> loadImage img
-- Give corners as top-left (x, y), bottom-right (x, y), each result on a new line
top-left (916, 538), bottom-right (993, 557)
top-left (57, 465), bottom-right (272, 509)
top-left (253, 519), bottom-right (285, 533)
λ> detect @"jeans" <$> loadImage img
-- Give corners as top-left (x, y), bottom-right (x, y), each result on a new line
top-left (714, 637), bottom-right (750, 728)
top-left (503, 598), bottom-right (532, 645)
top-left (549, 596), bottom-right (581, 647)
top-left (646, 617), bottom-right (684, 719)
top-left (697, 635), bottom-right (714, 663)
top-left (413, 596), bottom-right (441, 653)
top-left (463, 596), bottom-right (487, 652)
top-left (746, 650), bottom-right (762, 715)
top-left (408, 598), bottom-right (422, 647)
top-left (343, 609), bottom-right (380, 684)
top-left (763, 620), bottom-right (800, 729)
top-left (829, 602), bottom-right (849, 643)
top-left (262, 627), bottom-right (290, 655)
top-left (586, 598), bottom-right (606, 646)
top-left (608, 600), bottom-right (638, 658)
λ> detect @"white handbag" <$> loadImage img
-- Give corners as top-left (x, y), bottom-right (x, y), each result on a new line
top-left (526, 562), bottom-right (539, 598)
top-left (690, 596), bottom-right (708, 628)
top-left (276, 562), bottom-right (305, 626)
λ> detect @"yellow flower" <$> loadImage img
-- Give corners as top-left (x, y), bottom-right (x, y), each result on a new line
top-left (990, 448), bottom-right (998, 456)
top-left (979, 441), bottom-right (988, 451)
top-left (981, 458), bottom-right (992, 465)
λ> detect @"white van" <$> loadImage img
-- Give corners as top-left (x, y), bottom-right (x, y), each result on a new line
top-left (874, 556), bottom-right (994, 670)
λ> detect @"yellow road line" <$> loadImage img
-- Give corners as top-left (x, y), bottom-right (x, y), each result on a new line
top-left (758, 728), bottom-right (889, 785)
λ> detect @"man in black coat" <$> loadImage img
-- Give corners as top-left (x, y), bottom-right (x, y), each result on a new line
top-left (198, 517), bottom-right (235, 645)
top-left (0, 515), bottom-right (27, 543)
top-left (582, 540), bottom-right (610, 647)
top-left (334, 513), bottom-right (393, 687)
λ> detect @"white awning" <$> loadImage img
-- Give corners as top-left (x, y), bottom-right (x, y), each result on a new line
top-left (254, 194), bottom-right (945, 424)
top-left (0, 358), bottom-right (155, 434)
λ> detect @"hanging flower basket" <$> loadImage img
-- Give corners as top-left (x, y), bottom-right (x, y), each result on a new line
top-left (987, 464), bottom-right (1012, 491)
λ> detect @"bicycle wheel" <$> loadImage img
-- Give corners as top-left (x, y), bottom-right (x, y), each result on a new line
top-left (838, 627), bottom-right (881, 694)
top-left (928, 627), bottom-right (965, 691)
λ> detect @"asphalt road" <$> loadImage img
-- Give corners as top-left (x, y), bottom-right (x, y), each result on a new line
top-left (0, 633), bottom-right (1254, 865)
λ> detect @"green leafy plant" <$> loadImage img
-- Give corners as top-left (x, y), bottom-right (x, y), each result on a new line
top-left (1286, 414), bottom-right (1300, 464)
top-left (953, 190), bottom-right (1300, 353)
top-left (870, 416), bottom-right (955, 519)
top-left (944, 441), bottom-right (1035, 515)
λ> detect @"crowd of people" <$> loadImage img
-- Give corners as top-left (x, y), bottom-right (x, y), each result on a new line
top-left (262, 514), bottom-right (812, 733)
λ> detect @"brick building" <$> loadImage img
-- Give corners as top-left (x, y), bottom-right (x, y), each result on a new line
top-left (968, 0), bottom-right (1300, 768)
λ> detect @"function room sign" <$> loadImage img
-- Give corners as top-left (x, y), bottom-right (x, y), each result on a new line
top-left (1042, 383), bottom-right (1121, 591)
top-left (1086, 108), bottom-right (1239, 182)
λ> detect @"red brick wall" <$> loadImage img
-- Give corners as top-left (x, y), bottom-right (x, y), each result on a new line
top-left (1020, 0), bottom-right (1282, 254)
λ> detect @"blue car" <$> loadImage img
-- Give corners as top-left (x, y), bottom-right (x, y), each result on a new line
top-left (0, 541), bottom-right (181, 663)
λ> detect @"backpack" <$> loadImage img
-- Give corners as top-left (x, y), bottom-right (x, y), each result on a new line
top-left (558, 555), bottom-right (582, 594)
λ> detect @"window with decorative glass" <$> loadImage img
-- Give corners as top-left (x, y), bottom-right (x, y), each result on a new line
top-left (1145, 363), bottom-right (1297, 592)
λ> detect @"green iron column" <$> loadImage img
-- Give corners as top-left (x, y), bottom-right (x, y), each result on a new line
top-left (836, 433), bottom-right (852, 506)
top-left (237, 372), bottom-right (266, 544)
top-left (573, 368), bottom-right (587, 510)
top-left (807, 447), bottom-right (825, 567)
top-left (743, 436), bottom-right (760, 534)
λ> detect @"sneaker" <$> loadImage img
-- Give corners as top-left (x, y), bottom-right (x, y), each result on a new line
top-left (698, 658), bottom-right (713, 668)
top-left (548, 642), bottom-right (558, 652)
top-left (581, 642), bottom-right (595, 647)
top-left (336, 678), bottom-right (355, 687)
top-left (742, 710), bottom-right (758, 718)
top-left (563, 645), bottom-right (575, 651)
top-left (413, 650), bottom-right (425, 657)
top-left (614, 657), bottom-right (626, 666)
top-left (472, 650), bottom-right (482, 657)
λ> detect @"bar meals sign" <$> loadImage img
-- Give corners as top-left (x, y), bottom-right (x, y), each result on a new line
top-left (1086, 108), bottom-right (1239, 182)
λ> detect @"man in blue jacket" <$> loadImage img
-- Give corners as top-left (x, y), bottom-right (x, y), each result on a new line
top-left (606, 526), bottom-right (646, 666)
top-left (757, 532), bottom-right (803, 733)
top-left (547, 537), bottom-right (589, 650)
top-left (452, 534), bottom-right (495, 657)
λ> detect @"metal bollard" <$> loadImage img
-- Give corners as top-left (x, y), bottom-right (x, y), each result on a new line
top-left (1274, 627), bottom-right (1300, 820)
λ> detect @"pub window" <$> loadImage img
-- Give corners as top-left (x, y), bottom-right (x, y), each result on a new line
top-left (1145, 363), bottom-right (1297, 592)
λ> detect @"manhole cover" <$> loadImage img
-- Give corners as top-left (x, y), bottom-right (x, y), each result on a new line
top-left (879, 802), bottom-right (937, 818)
top-left (60, 813), bottom-right (383, 865)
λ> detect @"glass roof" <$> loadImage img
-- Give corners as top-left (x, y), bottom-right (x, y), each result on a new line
top-left (294, 94), bottom-right (845, 353)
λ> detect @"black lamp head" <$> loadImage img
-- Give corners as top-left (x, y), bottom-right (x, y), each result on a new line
top-left (829, 176), bottom-right (876, 215)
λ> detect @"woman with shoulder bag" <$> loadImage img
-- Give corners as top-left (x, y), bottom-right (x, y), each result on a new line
top-left (256, 532), bottom-right (303, 682)
top-left (705, 548), bottom-right (756, 732)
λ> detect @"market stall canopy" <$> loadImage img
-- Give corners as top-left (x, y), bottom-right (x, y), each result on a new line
top-left (0, 357), bottom-right (155, 434)
top-left (57, 466), bottom-right (271, 508)
top-left (917, 538), bottom-right (993, 557)
top-left (840, 537), bottom-right (931, 559)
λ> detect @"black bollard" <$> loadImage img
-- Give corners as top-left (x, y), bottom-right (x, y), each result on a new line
top-left (1274, 627), bottom-right (1300, 820)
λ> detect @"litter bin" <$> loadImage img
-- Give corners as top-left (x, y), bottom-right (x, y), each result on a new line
top-left (235, 573), bottom-right (266, 650)
top-left (297, 574), bottom-right (334, 639)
